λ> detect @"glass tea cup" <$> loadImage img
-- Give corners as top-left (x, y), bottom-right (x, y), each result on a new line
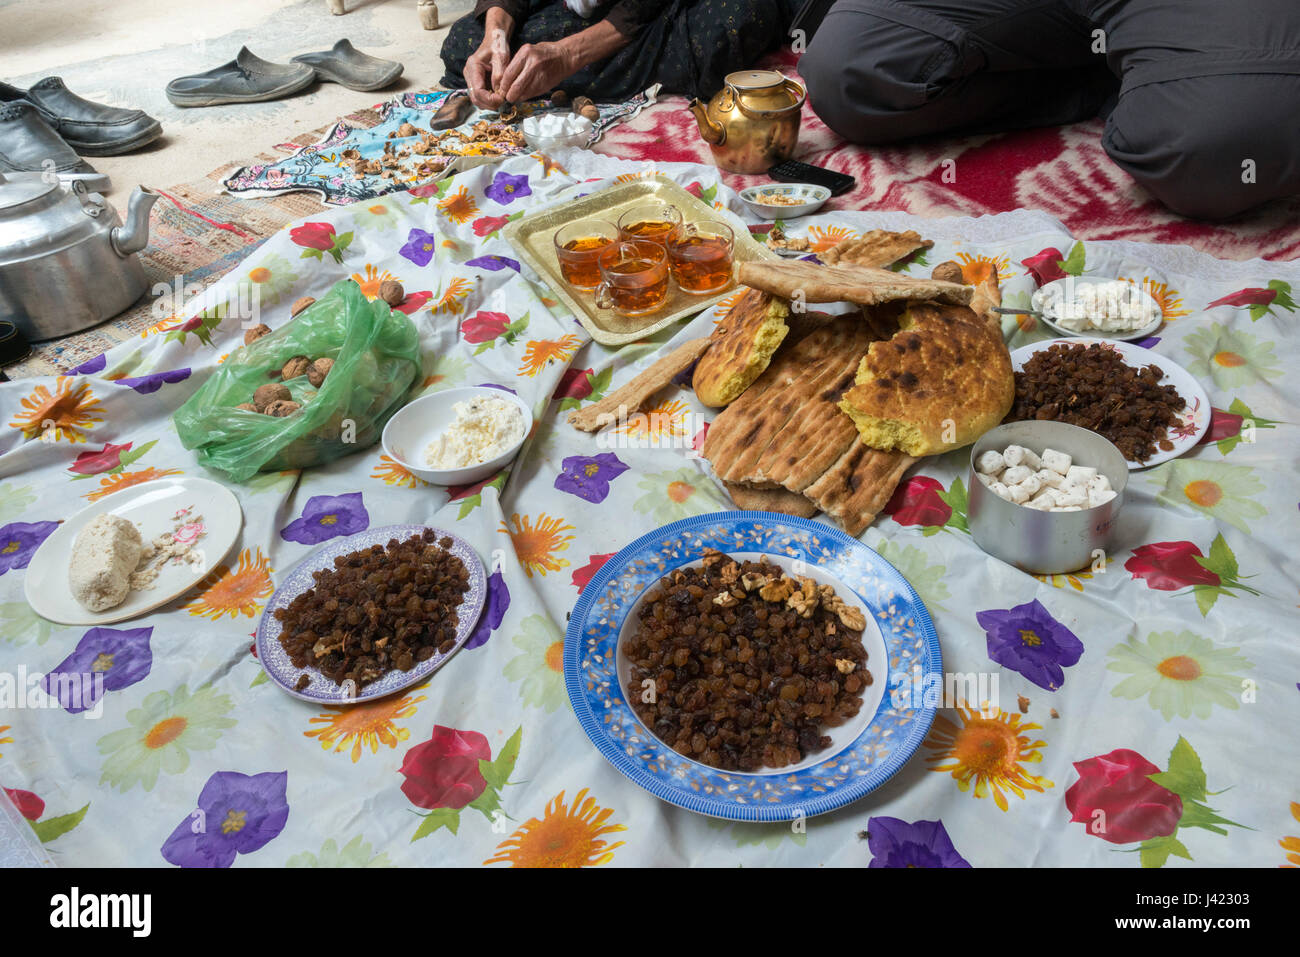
top-left (554, 220), bottom-right (618, 290)
top-left (594, 240), bottom-right (670, 317)
top-left (616, 203), bottom-right (683, 247)
top-left (667, 220), bottom-right (736, 295)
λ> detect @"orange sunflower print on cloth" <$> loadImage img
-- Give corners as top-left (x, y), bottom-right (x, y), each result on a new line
top-left (371, 454), bottom-right (429, 488)
top-left (956, 253), bottom-right (1012, 284)
top-left (808, 225), bottom-right (856, 253)
top-left (483, 788), bottom-right (626, 867)
top-left (518, 334), bottom-right (582, 378)
top-left (350, 264), bottom-right (402, 300)
top-left (185, 548), bottom-right (275, 621)
top-left (923, 705), bottom-right (1054, 811)
top-left (438, 185), bottom-right (479, 224)
top-left (433, 277), bottom-right (473, 316)
top-left (84, 466), bottom-right (185, 502)
top-left (1120, 277), bottom-right (1192, 321)
top-left (500, 513), bottom-right (575, 578)
top-left (9, 377), bottom-right (104, 443)
top-left (304, 691), bottom-right (426, 763)
top-left (615, 398), bottom-right (690, 440)
top-left (1281, 802), bottom-right (1300, 867)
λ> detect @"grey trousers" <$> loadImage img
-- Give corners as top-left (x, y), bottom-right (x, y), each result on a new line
top-left (800, 0), bottom-right (1300, 219)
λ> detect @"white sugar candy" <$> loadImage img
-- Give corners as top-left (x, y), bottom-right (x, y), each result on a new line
top-left (1035, 468), bottom-right (1063, 489)
top-left (1055, 487), bottom-right (1088, 508)
top-left (977, 450), bottom-right (1006, 474)
top-left (1066, 465), bottom-right (1098, 485)
top-left (1030, 487), bottom-right (1059, 508)
top-left (1003, 445), bottom-right (1042, 470)
top-left (988, 481), bottom-right (1010, 500)
top-left (977, 471), bottom-right (994, 487)
top-left (1018, 474), bottom-right (1042, 497)
top-left (1087, 474), bottom-right (1112, 494)
top-left (1041, 449), bottom-right (1072, 475)
top-left (1001, 465), bottom-right (1032, 486)
top-left (1007, 483), bottom-right (1032, 504)
top-left (1025, 494), bottom-right (1056, 511)
top-left (1088, 487), bottom-right (1117, 508)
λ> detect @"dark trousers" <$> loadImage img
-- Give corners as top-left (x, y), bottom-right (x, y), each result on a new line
top-left (800, 0), bottom-right (1300, 219)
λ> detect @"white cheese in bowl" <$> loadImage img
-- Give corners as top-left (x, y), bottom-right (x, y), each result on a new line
top-left (1032, 280), bottom-right (1162, 333)
top-left (424, 396), bottom-right (526, 469)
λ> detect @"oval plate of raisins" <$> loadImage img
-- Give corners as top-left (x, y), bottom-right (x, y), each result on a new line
top-left (565, 511), bottom-right (942, 821)
top-left (256, 525), bottom-right (486, 703)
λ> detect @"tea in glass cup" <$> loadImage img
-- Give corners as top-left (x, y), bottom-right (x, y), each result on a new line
top-left (668, 220), bottom-right (735, 295)
top-left (554, 220), bottom-right (617, 290)
top-left (594, 240), bottom-right (670, 317)
top-left (616, 203), bottom-right (683, 247)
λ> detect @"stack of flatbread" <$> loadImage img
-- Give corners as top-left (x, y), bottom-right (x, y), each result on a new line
top-left (567, 230), bottom-right (1014, 536)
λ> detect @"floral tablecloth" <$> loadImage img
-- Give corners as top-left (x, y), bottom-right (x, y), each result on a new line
top-left (1, 150), bottom-right (1297, 868)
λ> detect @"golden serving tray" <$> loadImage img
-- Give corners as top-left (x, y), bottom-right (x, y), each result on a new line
top-left (503, 175), bottom-right (776, 346)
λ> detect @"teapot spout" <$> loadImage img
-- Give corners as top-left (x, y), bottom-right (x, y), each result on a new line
top-left (687, 98), bottom-right (726, 146)
top-left (110, 186), bottom-right (160, 257)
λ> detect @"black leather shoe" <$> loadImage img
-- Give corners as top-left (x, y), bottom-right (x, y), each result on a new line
top-left (0, 77), bottom-right (162, 156)
top-left (166, 47), bottom-right (316, 107)
top-left (0, 102), bottom-right (109, 191)
top-left (292, 40), bottom-right (403, 92)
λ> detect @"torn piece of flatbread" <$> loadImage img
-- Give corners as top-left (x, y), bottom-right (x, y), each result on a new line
top-left (567, 337), bottom-right (710, 432)
top-left (693, 289), bottom-right (790, 408)
top-left (736, 260), bottom-right (972, 308)
top-left (820, 229), bottom-right (933, 268)
top-left (804, 445), bottom-right (918, 537)
top-left (724, 481), bottom-right (820, 518)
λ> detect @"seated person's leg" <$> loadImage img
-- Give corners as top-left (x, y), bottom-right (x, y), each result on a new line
top-left (802, 0), bottom-right (1116, 145)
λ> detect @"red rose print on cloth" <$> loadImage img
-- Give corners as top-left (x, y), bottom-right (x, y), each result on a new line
top-left (884, 476), bottom-right (968, 535)
top-left (1021, 247), bottom-right (1069, 286)
top-left (402, 725), bottom-right (522, 841)
top-left (572, 553), bottom-right (615, 594)
top-left (1125, 536), bottom-right (1259, 616)
top-left (1065, 738), bottom-right (1244, 867)
top-left (290, 222), bottom-right (352, 264)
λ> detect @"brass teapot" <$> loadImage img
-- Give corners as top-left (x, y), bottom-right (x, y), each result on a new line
top-left (688, 70), bottom-right (805, 174)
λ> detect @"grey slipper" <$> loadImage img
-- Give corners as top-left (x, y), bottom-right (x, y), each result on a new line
top-left (292, 40), bottom-right (403, 93)
top-left (166, 47), bottom-right (316, 107)
top-left (0, 102), bottom-right (110, 191)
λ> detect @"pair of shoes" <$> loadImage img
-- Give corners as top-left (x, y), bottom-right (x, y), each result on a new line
top-left (166, 41), bottom-right (403, 108)
top-left (0, 101), bottom-right (110, 192)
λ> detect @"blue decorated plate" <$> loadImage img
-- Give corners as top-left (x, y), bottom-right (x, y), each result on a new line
top-left (565, 511), bottom-right (942, 822)
top-left (256, 524), bottom-right (486, 704)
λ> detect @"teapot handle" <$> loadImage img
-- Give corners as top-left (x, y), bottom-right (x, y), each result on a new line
top-left (730, 76), bottom-right (806, 120)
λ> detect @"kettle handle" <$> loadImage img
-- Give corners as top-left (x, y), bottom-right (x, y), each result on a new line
top-left (729, 76), bottom-right (806, 121)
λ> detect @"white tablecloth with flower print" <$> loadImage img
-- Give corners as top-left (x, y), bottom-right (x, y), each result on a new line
top-left (1, 149), bottom-right (1298, 868)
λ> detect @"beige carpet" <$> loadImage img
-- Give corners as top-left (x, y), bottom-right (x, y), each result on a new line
top-left (3, 0), bottom-right (473, 203)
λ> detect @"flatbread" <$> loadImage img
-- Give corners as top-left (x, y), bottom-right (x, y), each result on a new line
top-left (736, 259), bottom-right (972, 308)
top-left (724, 481), bottom-right (820, 518)
top-left (567, 337), bottom-right (710, 432)
top-left (692, 289), bottom-right (790, 408)
top-left (820, 229), bottom-right (933, 268)
top-left (838, 302), bottom-right (1014, 456)
top-left (803, 445), bottom-right (918, 537)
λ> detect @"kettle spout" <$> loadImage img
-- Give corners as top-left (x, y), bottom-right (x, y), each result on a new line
top-left (687, 98), bottom-right (726, 146)
top-left (110, 186), bottom-right (160, 257)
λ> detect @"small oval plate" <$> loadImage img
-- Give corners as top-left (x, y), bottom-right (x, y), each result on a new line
top-left (1031, 277), bottom-right (1164, 342)
top-left (740, 183), bottom-right (831, 220)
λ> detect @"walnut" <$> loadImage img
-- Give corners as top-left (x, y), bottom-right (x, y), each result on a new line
top-left (264, 399), bottom-right (301, 418)
top-left (831, 601), bottom-right (866, 631)
top-left (550, 89), bottom-right (568, 106)
top-left (740, 572), bottom-right (768, 592)
top-left (281, 355), bottom-right (311, 380)
top-left (253, 382), bottom-right (291, 411)
top-left (718, 561), bottom-right (740, 585)
top-left (307, 357), bottom-right (335, 387)
top-left (700, 549), bottom-right (726, 567)
top-left (243, 323), bottom-right (270, 345)
top-left (759, 576), bottom-right (794, 603)
top-left (786, 577), bottom-right (820, 618)
top-left (572, 95), bottom-right (595, 113)
top-left (378, 280), bottom-right (405, 306)
top-left (234, 402), bottom-right (260, 413)
top-left (834, 658), bottom-right (857, 675)
top-left (931, 261), bottom-right (964, 284)
top-left (712, 591), bottom-right (738, 608)
top-left (397, 122), bottom-right (418, 137)
top-left (578, 104), bottom-right (599, 122)
top-left (290, 296), bottom-right (316, 317)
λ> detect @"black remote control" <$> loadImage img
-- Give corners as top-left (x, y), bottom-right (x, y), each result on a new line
top-left (768, 159), bottom-right (856, 196)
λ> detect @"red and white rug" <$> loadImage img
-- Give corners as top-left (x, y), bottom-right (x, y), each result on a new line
top-left (596, 49), bottom-right (1300, 263)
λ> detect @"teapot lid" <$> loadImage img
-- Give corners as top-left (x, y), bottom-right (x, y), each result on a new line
top-left (0, 171), bottom-right (58, 211)
top-left (726, 69), bottom-right (786, 92)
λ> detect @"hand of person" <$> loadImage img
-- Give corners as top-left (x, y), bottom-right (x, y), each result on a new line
top-left (498, 41), bottom-right (577, 104)
top-left (465, 26), bottom-right (512, 110)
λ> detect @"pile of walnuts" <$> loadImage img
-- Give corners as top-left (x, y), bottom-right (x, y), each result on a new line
top-left (234, 353), bottom-right (336, 418)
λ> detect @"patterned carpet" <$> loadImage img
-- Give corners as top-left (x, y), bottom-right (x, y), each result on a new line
top-left (595, 48), bottom-right (1300, 264)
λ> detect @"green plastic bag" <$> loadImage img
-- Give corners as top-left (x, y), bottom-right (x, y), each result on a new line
top-left (174, 279), bottom-right (420, 481)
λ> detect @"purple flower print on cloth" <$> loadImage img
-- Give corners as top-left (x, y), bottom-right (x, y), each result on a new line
top-left (554, 453), bottom-right (628, 504)
top-left (70, 354), bottom-right (107, 375)
top-left (280, 492), bottom-right (369, 545)
top-left (484, 171), bottom-right (531, 205)
top-left (976, 598), bottom-right (1083, 691)
top-left (400, 228), bottom-right (439, 267)
top-left (465, 255), bottom-right (520, 273)
top-left (161, 771), bottom-right (290, 868)
top-left (42, 626), bottom-right (153, 714)
top-left (866, 817), bottom-right (971, 868)
top-left (466, 569), bottom-right (510, 650)
top-left (0, 521), bottom-right (59, 574)
top-left (114, 368), bottom-right (192, 394)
